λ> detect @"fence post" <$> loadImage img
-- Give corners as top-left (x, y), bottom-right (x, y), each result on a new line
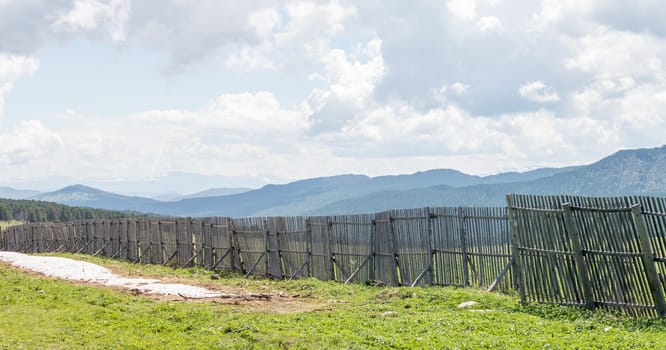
top-left (631, 204), bottom-right (666, 317)
top-left (187, 218), bottom-right (194, 266)
top-left (15, 226), bottom-right (20, 251)
top-left (506, 195), bottom-right (526, 303)
top-left (204, 219), bottom-right (213, 269)
top-left (146, 221), bottom-right (153, 263)
top-left (86, 222), bottom-right (92, 255)
top-left (227, 218), bottom-right (244, 274)
top-left (426, 207), bottom-right (435, 286)
top-left (305, 217), bottom-right (312, 278)
top-left (152, 220), bottom-right (162, 264)
top-left (158, 221), bottom-right (164, 264)
top-left (562, 203), bottom-right (595, 310)
top-left (123, 219), bottom-right (129, 260)
top-left (174, 220), bottom-right (182, 265)
top-left (370, 217), bottom-right (376, 282)
top-left (458, 207), bottom-right (470, 287)
top-left (263, 219), bottom-right (270, 278)
top-left (30, 225), bottom-right (36, 253)
top-left (327, 217), bottom-right (335, 281)
top-left (389, 213), bottom-right (401, 286)
top-left (276, 228), bottom-right (284, 279)
top-left (191, 219), bottom-right (198, 267)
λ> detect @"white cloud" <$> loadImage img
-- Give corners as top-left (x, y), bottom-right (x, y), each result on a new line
top-left (317, 98), bottom-right (615, 173)
top-left (531, 0), bottom-right (597, 31)
top-left (248, 7), bottom-right (281, 39)
top-left (132, 91), bottom-right (307, 133)
top-left (4, 91), bottom-right (308, 182)
top-left (0, 54), bottom-right (39, 121)
top-left (432, 82), bottom-right (470, 104)
top-left (128, 1), bottom-right (274, 66)
top-left (0, 120), bottom-right (63, 166)
top-left (315, 39), bottom-right (385, 107)
top-left (477, 16), bottom-right (503, 33)
top-left (0, 54), bottom-right (39, 82)
top-left (54, 0), bottom-right (131, 43)
top-left (564, 28), bottom-right (666, 81)
top-left (447, 0), bottom-right (476, 20)
top-left (224, 1), bottom-right (359, 72)
top-left (450, 82), bottom-right (470, 95)
top-left (207, 92), bottom-right (308, 132)
top-left (224, 47), bottom-right (275, 71)
top-left (275, 0), bottom-right (356, 47)
top-left (518, 81), bottom-right (560, 102)
top-left (0, 82), bottom-right (12, 119)
top-left (306, 38), bottom-right (386, 132)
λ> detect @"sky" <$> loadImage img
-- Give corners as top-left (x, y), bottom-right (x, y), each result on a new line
top-left (1, 0), bottom-right (665, 194)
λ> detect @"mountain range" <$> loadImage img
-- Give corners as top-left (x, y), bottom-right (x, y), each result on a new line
top-left (3, 145), bottom-right (666, 217)
top-left (0, 187), bottom-right (41, 200)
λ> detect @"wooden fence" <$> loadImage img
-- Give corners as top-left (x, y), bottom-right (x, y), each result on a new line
top-left (3, 195), bottom-right (666, 317)
top-left (507, 195), bottom-right (666, 317)
top-left (0, 207), bottom-right (513, 291)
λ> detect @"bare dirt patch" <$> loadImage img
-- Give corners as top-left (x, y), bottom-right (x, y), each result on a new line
top-left (0, 252), bottom-right (322, 313)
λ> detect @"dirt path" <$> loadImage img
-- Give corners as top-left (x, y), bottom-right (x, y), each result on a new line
top-left (0, 252), bottom-right (320, 313)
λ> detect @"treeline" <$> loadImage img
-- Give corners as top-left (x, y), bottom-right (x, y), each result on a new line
top-left (0, 198), bottom-right (152, 223)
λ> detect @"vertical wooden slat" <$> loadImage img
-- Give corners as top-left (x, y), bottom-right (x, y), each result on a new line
top-left (631, 204), bottom-right (666, 317)
top-left (426, 207), bottom-right (434, 286)
top-left (369, 218), bottom-right (376, 282)
top-left (305, 217), bottom-right (312, 278)
top-left (388, 214), bottom-right (400, 286)
top-left (562, 203), bottom-right (595, 310)
top-left (327, 217), bottom-right (334, 281)
top-left (458, 207), bottom-right (470, 287)
top-left (506, 195), bottom-right (526, 302)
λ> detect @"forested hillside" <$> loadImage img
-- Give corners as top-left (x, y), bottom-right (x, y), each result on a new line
top-left (0, 198), bottom-right (150, 223)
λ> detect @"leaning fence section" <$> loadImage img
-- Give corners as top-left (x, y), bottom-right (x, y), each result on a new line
top-left (507, 194), bottom-right (666, 318)
top-left (0, 207), bottom-right (510, 291)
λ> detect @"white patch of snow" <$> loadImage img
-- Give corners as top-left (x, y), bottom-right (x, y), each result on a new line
top-left (0, 251), bottom-right (225, 298)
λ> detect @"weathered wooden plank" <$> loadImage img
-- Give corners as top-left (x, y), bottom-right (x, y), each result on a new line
top-left (506, 195), bottom-right (526, 303)
top-left (632, 205), bottom-right (666, 317)
top-left (564, 203), bottom-right (595, 310)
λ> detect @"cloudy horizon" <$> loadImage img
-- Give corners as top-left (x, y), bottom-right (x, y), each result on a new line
top-left (1, 0), bottom-right (665, 194)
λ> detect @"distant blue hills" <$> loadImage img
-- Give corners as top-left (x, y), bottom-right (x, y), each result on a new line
top-left (5, 145), bottom-right (666, 217)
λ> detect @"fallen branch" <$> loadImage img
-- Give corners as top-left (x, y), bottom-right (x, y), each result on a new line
top-left (177, 292), bottom-right (276, 300)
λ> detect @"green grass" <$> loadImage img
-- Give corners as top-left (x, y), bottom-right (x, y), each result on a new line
top-left (1, 254), bottom-right (666, 349)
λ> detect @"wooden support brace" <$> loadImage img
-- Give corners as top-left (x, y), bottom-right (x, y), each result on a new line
top-left (182, 245), bottom-right (206, 268)
top-left (134, 243), bottom-right (152, 263)
top-left (332, 258), bottom-right (350, 280)
top-left (487, 256), bottom-right (515, 292)
top-left (245, 252), bottom-right (267, 278)
top-left (93, 241), bottom-right (111, 257)
top-left (163, 248), bottom-right (179, 266)
top-left (211, 247), bottom-right (233, 270)
top-left (410, 266), bottom-right (431, 287)
top-left (76, 239), bottom-right (93, 254)
top-left (344, 253), bottom-right (373, 284)
top-left (289, 259), bottom-right (310, 280)
top-left (109, 243), bottom-right (125, 259)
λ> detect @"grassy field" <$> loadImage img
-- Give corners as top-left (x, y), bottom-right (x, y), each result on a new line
top-left (1, 254), bottom-right (665, 349)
